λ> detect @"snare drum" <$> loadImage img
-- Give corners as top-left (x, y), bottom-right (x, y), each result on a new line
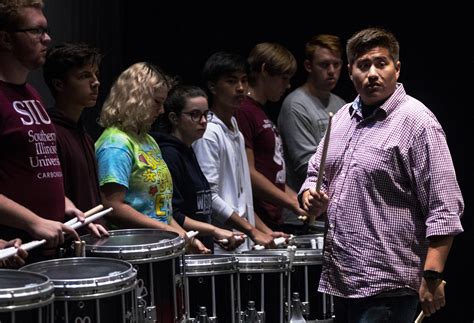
top-left (0, 269), bottom-right (54, 323)
top-left (184, 254), bottom-right (237, 322)
top-left (81, 229), bottom-right (185, 322)
top-left (234, 253), bottom-right (289, 323)
top-left (291, 249), bottom-right (333, 322)
top-left (21, 257), bottom-right (137, 323)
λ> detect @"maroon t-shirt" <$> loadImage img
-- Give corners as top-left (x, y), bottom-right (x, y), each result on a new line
top-left (0, 81), bottom-right (65, 241)
top-left (235, 96), bottom-right (286, 227)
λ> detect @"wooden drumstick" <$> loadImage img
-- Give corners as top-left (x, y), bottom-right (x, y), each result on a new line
top-left (308, 112), bottom-right (333, 224)
top-left (64, 204), bottom-right (104, 226)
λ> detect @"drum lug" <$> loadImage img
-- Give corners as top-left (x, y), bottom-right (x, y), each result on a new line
top-left (241, 301), bottom-right (264, 323)
top-left (289, 292), bottom-right (308, 322)
top-left (137, 303), bottom-right (156, 322)
top-left (301, 301), bottom-right (310, 316)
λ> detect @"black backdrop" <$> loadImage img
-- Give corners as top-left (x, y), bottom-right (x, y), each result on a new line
top-left (36, 2), bottom-right (472, 321)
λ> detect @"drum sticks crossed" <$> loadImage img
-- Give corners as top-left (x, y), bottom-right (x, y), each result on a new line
top-left (0, 204), bottom-right (112, 261)
top-left (298, 112), bottom-right (333, 224)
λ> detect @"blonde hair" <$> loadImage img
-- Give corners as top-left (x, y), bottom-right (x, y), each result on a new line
top-left (0, 0), bottom-right (44, 31)
top-left (99, 62), bottom-right (173, 134)
top-left (305, 34), bottom-right (342, 61)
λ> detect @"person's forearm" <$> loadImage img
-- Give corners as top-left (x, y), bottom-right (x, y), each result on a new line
top-left (0, 194), bottom-right (42, 234)
top-left (424, 235), bottom-right (454, 272)
top-left (254, 213), bottom-right (273, 234)
top-left (101, 197), bottom-right (174, 232)
top-left (182, 216), bottom-right (217, 236)
top-left (225, 212), bottom-right (256, 236)
top-left (250, 169), bottom-right (295, 209)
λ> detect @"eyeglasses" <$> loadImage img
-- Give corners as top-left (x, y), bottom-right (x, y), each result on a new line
top-left (12, 27), bottom-right (50, 38)
top-left (181, 110), bottom-right (213, 123)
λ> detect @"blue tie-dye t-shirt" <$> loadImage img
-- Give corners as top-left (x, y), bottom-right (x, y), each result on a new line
top-left (95, 127), bottom-right (173, 224)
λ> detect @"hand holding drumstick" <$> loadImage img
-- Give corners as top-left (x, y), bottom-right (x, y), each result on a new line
top-left (299, 112), bottom-right (333, 223)
top-left (0, 205), bottom-right (112, 261)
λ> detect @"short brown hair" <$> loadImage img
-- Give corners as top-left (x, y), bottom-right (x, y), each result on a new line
top-left (346, 27), bottom-right (399, 65)
top-left (305, 34), bottom-right (342, 61)
top-left (0, 0), bottom-right (44, 31)
top-left (247, 42), bottom-right (297, 86)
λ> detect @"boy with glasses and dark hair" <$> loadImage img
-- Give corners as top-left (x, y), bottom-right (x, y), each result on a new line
top-left (0, 0), bottom-right (99, 263)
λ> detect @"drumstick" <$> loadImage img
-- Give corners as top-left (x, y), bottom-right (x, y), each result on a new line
top-left (414, 280), bottom-right (447, 323)
top-left (414, 311), bottom-right (424, 323)
top-left (0, 207), bottom-right (112, 261)
top-left (315, 112), bottom-right (333, 192)
top-left (253, 236), bottom-right (287, 250)
top-left (218, 234), bottom-right (247, 244)
top-left (186, 230), bottom-right (199, 239)
top-left (302, 112), bottom-right (333, 224)
top-left (64, 204), bottom-right (104, 226)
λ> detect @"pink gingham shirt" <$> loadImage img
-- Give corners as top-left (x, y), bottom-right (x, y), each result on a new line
top-left (300, 83), bottom-right (464, 298)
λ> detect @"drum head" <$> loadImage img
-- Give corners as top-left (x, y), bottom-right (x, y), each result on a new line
top-left (81, 229), bottom-right (185, 263)
top-left (184, 254), bottom-right (236, 276)
top-left (0, 269), bottom-right (54, 311)
top-left (21, 257), bottom-right (136, 300)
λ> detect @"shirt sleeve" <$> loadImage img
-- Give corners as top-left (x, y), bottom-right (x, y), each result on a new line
top-left (235, 107), bottom-right (256, 150)
top-left (279, 102), bottom-right (318, 181)
top-left (408, 121), bottom-right (464, 237)
top-left (96, 137), bottom-right (133, 188)
top-left (163, 152), bottom-right (187, 226)
top-left (193, 130), bottom-right (234, 223)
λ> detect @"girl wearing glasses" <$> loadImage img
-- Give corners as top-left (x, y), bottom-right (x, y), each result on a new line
top-left (153, 85), bottom-right (245, 252)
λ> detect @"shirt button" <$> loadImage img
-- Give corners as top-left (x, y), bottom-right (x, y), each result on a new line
top-left (329, 223), bottom-right (335, 229)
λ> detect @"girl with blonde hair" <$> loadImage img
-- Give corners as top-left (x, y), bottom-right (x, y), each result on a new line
top-left (96, 62), bottom-right (209, 253)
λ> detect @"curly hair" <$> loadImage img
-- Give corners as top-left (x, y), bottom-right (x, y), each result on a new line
top-left (99, 62), bottom-right (174, 134)
top-left (0, 0), bottom-right (43, 31)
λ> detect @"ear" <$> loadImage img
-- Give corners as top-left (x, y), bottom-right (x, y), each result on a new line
top-left (168, 112), bottom-right (179, 125)
top-left (304, 59), bottom-right (312, 73)
top-left (395, 60), bottom-right (401, 80)
top-left (347, 63), bottom-right (353, 80)
top-left (207, 81), bottom-right (216, 95)
top-left (52, 79), bottom-right (64, 92)
top-left (0, 31), bottom-right (13, 51)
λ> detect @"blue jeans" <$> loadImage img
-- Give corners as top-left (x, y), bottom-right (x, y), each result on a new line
top-left (334, 295), bottom-right (419, 323)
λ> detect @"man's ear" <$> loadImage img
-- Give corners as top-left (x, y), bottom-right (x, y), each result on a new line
top-left (207, 81), bottom-right (216, 94)
top-left (304, 59), bottom-right (312, 73)
top-left (52, 79), bottom-right (64, 92)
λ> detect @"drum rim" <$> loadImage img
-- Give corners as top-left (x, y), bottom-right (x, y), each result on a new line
top-left (0, 269), bottom-right (55, 311)
top-left (20, 257), bottom-right (137, 300)
top-left (184, 254), bottom-right (237, 276)
top-left (81, 228), bottom-right (185, 262)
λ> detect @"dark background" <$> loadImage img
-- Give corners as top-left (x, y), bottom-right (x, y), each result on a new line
top-left (29, 1), bottom-right (472, 321)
